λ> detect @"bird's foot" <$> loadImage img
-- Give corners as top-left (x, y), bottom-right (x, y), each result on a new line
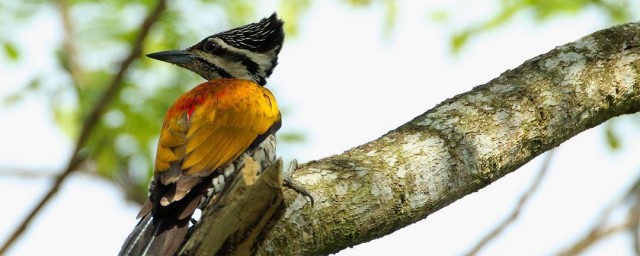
top-left (283, 159), bottom-right (314, 207)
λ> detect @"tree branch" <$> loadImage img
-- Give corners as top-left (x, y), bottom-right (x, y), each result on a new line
top-left (250, 22), bottom-right (640, 255)
top-left (54, 0), bottom-right (84, 88)
top-left (0, 0), bottom-right (167, 254)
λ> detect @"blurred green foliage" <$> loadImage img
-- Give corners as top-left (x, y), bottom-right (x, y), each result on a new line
top-left (0, 0), bottom-right (316, 203)
top-left (439, 0), bottom-right (638, 53)
top-left (0, 0), bottom-right (637, 203)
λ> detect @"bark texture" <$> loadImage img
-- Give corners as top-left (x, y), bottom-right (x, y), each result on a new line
top-left (180, 159), bottom-right (285, 255)
top-left (192, 22), bottom-right (640, 255)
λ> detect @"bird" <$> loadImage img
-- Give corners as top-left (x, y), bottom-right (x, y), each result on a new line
top-left (119, 13), bottom-right (285, 256)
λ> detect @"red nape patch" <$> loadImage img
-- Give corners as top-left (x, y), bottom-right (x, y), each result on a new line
top-left (173, 91), bottom-right (205, 122)
top-left (186, 105), bottom-right (196, 121)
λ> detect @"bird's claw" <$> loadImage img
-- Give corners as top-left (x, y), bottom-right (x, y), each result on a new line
top-left (283, 159), bottom-right (314, 207)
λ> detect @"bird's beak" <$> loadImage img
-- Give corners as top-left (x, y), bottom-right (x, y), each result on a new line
top-left (146, 50), bottom-right (195, 65)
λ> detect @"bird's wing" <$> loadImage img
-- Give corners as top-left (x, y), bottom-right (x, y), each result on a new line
top-left (153, 79), bottom-right (280, 206)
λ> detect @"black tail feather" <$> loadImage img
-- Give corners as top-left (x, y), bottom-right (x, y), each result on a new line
top-left (118, 213), bottom-right (189, 256)
top-left (119, 214), bottom-right (154, 256)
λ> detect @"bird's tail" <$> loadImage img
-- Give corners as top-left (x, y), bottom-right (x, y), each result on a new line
top-left (118, 212), bottom-right (189, 256)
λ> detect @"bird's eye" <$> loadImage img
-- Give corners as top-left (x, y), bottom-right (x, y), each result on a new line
top-left (202, 41), bottom-right (220, 53)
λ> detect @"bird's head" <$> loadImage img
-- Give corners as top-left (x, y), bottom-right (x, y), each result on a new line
top-left (147, 13), bottom-right (284, 86)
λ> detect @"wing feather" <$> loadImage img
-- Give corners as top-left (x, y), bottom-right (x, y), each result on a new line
top-left (197, 127), bottom-right (253, 175)
top-left (186, 113), bottom-right (209, 138)
top-left (152, 79), bottom-right (280, 205)
top-left (184, 123), bottom-right (219, 158)
top-left (182, 124), bottom-right (225, 172)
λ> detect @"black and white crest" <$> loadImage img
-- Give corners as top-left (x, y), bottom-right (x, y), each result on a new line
top-left (148, 13), bottom-right (285, 86)
top-left (185, 13), bottom-right (284, 85)
top-left (214, 13), bottom-right (284, 54)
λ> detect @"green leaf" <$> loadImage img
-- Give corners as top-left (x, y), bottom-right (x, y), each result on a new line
top-left (429, 10), bottom-right (449, 23)
top-left (383, 0), bottom-right (397, 37)
top-left (451, 31), bottom-right (469, 54)
top-left (3, 77), bottom-right (41, 105)
top-left (605, 122), bottom-right (621, 150)
top-left (279, 0), bottom-right (311, 37)
top-left (278, 131), bottom-right (305, 143)
top-left (3, 42), bottom-right (19, 60)
top-left (344, 0), bottom-right (371, 6)
top-left (53, 107), bottom-right (80, 138)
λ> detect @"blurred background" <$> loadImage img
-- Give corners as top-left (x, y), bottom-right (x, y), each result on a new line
top-left (1, 0), bottom-right (640, 255)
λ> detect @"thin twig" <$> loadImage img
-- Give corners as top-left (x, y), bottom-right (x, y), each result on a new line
top-left (556, 176), bottom-right (640, 255)
top-left (558, 214), bottom-right (639, 256)
top-left (0, 166), bottom-right (110, 180)
top-left (0, 0), bottom-right (167, 254)
top-left (619, 178), bottom-right (640, 255)
top-left (0, 168), bottom-right (57, 178)
top-left (465, 149), bottom-right (555, 256)
top-left (54, 0), bottom-right (84, 88)
top-left (628, 179), bottom-right (640, 255)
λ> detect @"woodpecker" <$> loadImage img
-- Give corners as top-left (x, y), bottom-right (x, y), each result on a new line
top-left (119, 13), bottom-right (284, 256)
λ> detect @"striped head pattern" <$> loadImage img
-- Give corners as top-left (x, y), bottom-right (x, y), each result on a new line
top-left (148, 13), bottom-right (284, 85)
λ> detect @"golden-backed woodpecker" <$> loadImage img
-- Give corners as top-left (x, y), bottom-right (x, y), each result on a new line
top-left (119, 13), bottom-right (284, 256)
